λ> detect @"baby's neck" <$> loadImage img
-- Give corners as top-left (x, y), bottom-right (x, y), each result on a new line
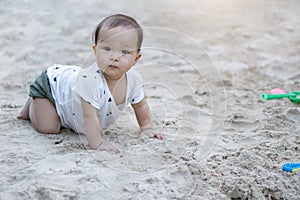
top-left (105, 74), bottom-right (127, 105)
top-left (104, 74), bottom-right (125, 87)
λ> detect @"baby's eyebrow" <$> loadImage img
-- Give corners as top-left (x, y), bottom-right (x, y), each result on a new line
top-left (122, 44), bottom-right (138, 50)
top-left (99, 39), bottom-right (107, 43)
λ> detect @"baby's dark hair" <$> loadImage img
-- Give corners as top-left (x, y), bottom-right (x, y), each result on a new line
top-left (93, 14), bottom-right (143, 51)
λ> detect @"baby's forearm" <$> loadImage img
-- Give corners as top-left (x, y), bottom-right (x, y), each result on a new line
top-left (132, 99), bottom-right (164, 140)
top-left (132, 99), bottom-right (153, 131)
top-left (83, 115), bottom-right (103, 149)
top-left (81, 98), bottom-right (104, 149)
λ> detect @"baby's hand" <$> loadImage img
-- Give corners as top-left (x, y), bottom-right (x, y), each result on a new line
top-left (97, 140), bottom-right (119, 154)
top-left (140, 129), bottom-right (165, 140)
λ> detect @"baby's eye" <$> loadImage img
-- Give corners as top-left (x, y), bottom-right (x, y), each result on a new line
top-left (103, 47), bottom-right (111, 51)
top-left (121, 50), bottom-right (130, 54)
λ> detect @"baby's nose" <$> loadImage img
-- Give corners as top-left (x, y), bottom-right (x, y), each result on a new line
top-left (109, 52), bottom-right (121, 61)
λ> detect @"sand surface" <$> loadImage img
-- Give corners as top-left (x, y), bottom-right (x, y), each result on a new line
top-left (1, 0), bottom-right (300, 199)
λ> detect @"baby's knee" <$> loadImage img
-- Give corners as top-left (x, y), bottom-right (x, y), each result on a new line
top-left (37, 123), bottom-right (61, 134)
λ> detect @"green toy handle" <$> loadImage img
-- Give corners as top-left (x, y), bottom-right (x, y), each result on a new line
top-left (260, 93), bottom-right (294, 100)
top-left (260, 92), bottom-right (300, 103)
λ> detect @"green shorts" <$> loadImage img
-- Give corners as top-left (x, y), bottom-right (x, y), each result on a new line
top-left (29, 70), bottom-right (56, 105)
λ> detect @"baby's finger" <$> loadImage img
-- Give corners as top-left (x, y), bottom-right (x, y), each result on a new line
top-left (107, 145), bottom-right (119, 154)
top-left (112, 148), bottom-right (120, 154)
top-left (98, 143), bottom-right (119, 154)
top-left (105, 147), bottom-right (119, 154)
top-left (154, 133), bottom-right (164, 140)
top-left (144, 132), bottom-right (154, 138)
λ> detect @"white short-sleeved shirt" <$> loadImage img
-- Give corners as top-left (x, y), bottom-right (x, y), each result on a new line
top-left (47, 63), bottom-right (144, 134)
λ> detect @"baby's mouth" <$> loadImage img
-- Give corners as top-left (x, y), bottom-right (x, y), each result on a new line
top-left (108, 64), bottom-right (118, 69)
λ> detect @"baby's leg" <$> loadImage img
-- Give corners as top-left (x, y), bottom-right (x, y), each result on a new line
top-left (29, 98), bottom-right (61, 134)
top-left (17, 97), bottom-right (33, 120)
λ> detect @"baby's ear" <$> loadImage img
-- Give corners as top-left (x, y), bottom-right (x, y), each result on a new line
top-left (92, 45), bottom-right (96, 54)
top-left (135, 53), bottom-right (142, 62)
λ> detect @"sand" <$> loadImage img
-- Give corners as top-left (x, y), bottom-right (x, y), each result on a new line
top-left (1, 0), bottom-right (299, 199)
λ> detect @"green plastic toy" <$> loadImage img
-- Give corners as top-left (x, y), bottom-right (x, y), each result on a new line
top-left (260, 91), bottom-right (300, 103)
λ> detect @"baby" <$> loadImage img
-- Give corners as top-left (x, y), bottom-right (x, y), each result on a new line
top-left (17, 14), bottom-right (164, 153)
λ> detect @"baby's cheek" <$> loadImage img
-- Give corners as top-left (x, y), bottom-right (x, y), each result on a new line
top-left (98, 57), bottom-right (108, 66)
top-left (125, 61), bottom-right (135, 69)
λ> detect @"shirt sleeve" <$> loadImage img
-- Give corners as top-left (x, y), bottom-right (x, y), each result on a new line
top-left (72, 65), bottom-right (102, 109)
top-left (128, 70), bottom-right (145, 104)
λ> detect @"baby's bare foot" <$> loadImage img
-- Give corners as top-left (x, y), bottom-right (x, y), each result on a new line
top-left (17, 112), bottom-right (29, 120)
top-left (17, 97), bottom-right (32, 120)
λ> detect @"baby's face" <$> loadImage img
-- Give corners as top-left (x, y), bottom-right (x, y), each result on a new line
top-left (93, 26), bottom-right (141, 79)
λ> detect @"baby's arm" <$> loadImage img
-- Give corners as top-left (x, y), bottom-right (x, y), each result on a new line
top-left (131, 98), bottom-right (164, 140)
top-left (81, 98), bottom-right (119, 153)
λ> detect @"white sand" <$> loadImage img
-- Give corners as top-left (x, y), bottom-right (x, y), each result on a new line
top-left (1, 0), bottom-right (299, 199)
